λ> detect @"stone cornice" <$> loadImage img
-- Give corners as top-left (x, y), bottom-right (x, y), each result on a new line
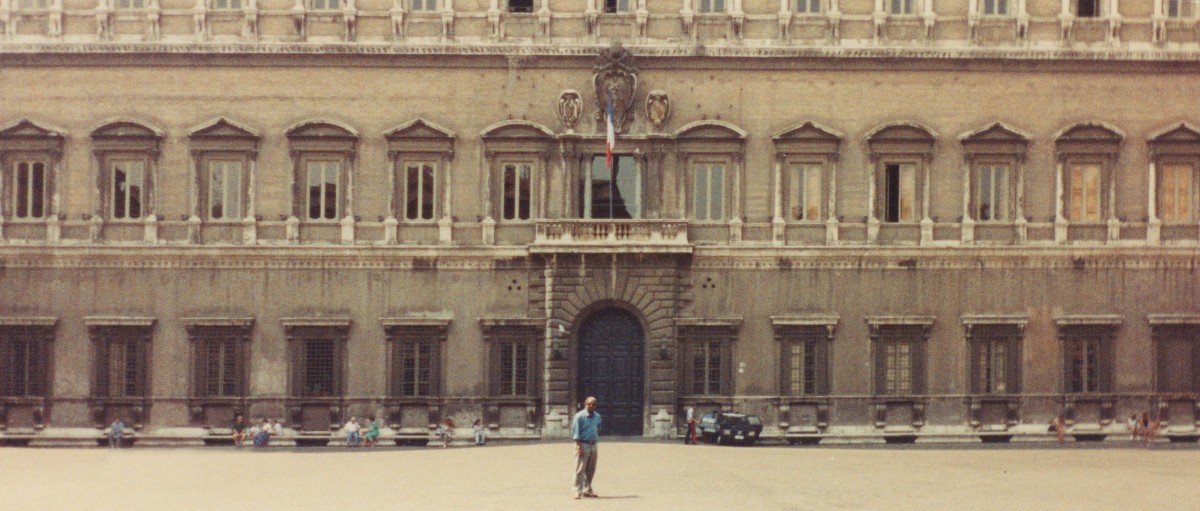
top-left (4, 43), bottom-right (1200, 67)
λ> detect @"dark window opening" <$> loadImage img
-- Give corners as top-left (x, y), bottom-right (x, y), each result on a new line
top-left (1077, 0), bottom-right (1098, 17)
top-left (509, 0), bottom-right (532, 12)
top-left (303, 339), bottom-right (336, 397)
top-left (0, 329), bottom-right (47, 397)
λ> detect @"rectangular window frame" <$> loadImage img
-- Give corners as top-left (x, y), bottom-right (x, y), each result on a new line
top-left (680, 323), bottom-right (738, 398)
top-left (284, 323), bottom-right (349, 400)
top-left (11, 159), bottom-right (49, 221)
top-left (581, 155), bottom-right (642, 219)
top-left (205, 158), bottom-right (246, 222)
top-left (1067, 161), bottom-right (1104, 222)
top-left (1159, 161), bottom-right (1197, 223)
top-left (966, 323), bottom-right (1023, 395)
top-left (308, 0), bottom-right (341, 10)
top-left (399, 160), bottom-right (438, 222)
top-left (777, 325), bottom-right (831, 397)
top-left (981, 0), bottom-right (1008, 16)
top-left (91, 325), bottom-right (153, 400)
top-left (109, 157), bottom-right (148, 221)
top-left (603, 0), bottom-right (631, 13)
top-left (302, 156), bottom-right (343, 223)
top-left (1153, 323), bottom-right (1200, 393)
top-left (795, 0), bottom-right (820, 14)
top-left (411, 0), bottom-right (438, 11)
top-left (483, 323), bottom-right (541, 398)
top-left (699, 0), bottom-right (725, 14)
top-left (1059, 324), bottom-right (1115, 395)
top-left (211, 0), bottom-right (243, 9)
top-left (889, 0), bottom-right (916, 15)
top-left (188, 324), bottom-right (250, 399)
top-left (788, 161), bottom-right (823, 222)
top-left (974, 161), bottom-right (1012, 222)
top-left (385, 322), bottom-right (448, 399)
top-left (115, 0), bottom-right (146, 9)
top-left (882, 162), bottom-right (918, 223)
top-left (692, 161), bottom-right (727, 223)
top-left (1075, 0), bottom-right (1101, 18)
top-left (508, 0), bottom-right (534, 13)
top-left (500, 160), bottom-right (535, 222)
top-left (1166, 0), bottom-right (1195, 18)
top-left (0, 325), bottom-right (53, 399)
top-left (871, 323), bottom-right (928, 396)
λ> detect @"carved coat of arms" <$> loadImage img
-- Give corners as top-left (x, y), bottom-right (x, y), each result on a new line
top-left (593, 42), bottom-right (638, 134)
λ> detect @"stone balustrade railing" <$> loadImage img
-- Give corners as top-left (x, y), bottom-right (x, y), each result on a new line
top-left (534, 219), bottom-right (688, 246)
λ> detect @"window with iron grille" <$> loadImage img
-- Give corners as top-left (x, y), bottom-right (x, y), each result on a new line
top-left (680, 325), bottom-right (736, 397)
top-left (188, 325), bottom-right (249, 398)
top-left (872, 324), bottom-right (927, 396)
top-left (0, 327), bottom-right (50, 398)
top-left (386, 323), bottom-right (447, 398)
top-left (777, 325), bottom-right (830, 396)
top-left (1154, 324), bottom-right (1200, 393)
top-left (1059, 325), bottom-right (1114, 394)
top-left (483, 323), bottom-right (540, 398)
top-left (285, 325), bottom-right (347, 399)
top-left (966, 324), bottom-right (1022, 394)
top-left (92, 327), bottom-right (151, 399)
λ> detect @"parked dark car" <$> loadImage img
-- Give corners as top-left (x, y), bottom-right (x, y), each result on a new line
top-left (697, 412), bottom-right (763, 445)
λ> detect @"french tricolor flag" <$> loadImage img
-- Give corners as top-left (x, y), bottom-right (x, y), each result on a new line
top-left (605, 90), bottom-right (615, 170)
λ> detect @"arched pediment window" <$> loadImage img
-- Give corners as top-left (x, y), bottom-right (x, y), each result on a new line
top-left (1147, 123), bottom-right (1200, 241)
top-left (865, 123), bottom-right (936, 232)
top-left (480, 121), bottom-right (554, 232)
top-left (285, 120), bottom-right (358, 224)
top-left (188, 118), bottom-right (261, 224)
top-left (673, 121), bottom-right (746, 230)
top-left (0, 119), bottom-right (66, 223)
top-left (384, 119), bottom-right (456, 240)
top-left (771, 122), bottom-right (843, 245)
top-left (90, 119), bottom-right (163, 222)
top-left (1052, 123), bottom-right (1123, 232)
top-left (958, 123), bottom-right (1031, 231)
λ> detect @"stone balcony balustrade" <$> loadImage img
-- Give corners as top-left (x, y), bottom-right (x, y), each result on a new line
top-left (532, 219), bottom-right (690, 253)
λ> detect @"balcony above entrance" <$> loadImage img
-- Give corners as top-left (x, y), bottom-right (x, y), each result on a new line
top-left (532, 220), bottom-right (691, 254)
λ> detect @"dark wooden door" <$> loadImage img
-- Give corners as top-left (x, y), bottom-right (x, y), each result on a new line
top-left (577, 308), bottom-right (644, 436)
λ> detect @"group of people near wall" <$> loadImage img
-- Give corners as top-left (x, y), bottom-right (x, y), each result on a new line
top-left (231, 416), bottom-right (285, 447)
top-left (1128, 413), bottom-right (1162, 444)
top-left (432, 419), bottom-right (488, 448)
top-left (339, 417), bottom-right (382, 447)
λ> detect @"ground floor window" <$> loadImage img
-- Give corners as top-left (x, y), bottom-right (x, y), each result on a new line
top-left (188, 324), bottom-right (249, 398)
top-left (872, 324), bottom-right (928, 396)
top-left (92, 326), bottom-right (152, 398)
top-left (776, 324), bottom-right (831, 396)
top-left (966, 324), bottom-right (1022, 394)
top-left (0, 327), bottom-right (50, 397)
top-left (1059, 324), bottom-right (1114, 394)
top-left (482, 321), bottom-right (541, 398)
top-left (386, 322), bottom-right (448, 398)
top-left (286, 325), bottom-right (347, 398)
top-left (1155, 324), bottom-right (1200, 393)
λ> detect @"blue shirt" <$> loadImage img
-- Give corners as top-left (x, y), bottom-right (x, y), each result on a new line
top-left (571, 409), bottom-right (602, 443)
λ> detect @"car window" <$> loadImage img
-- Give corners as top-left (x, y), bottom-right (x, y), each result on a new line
top-left (747, 416), bottom-right (762, 426)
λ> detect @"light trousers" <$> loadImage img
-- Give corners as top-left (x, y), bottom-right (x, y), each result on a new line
top-left (574, 443), bottom-right (598, 495)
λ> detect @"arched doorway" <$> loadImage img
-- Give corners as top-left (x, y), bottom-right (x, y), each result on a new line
top-left (577, 307), bottom-right (644, 436)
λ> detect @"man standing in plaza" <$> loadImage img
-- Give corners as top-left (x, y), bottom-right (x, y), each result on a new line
top-left (571, 396), bottom-right (601, 500)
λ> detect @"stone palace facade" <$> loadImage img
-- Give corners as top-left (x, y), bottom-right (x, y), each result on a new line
top-left (1, 0), bottom-right (1199, 445)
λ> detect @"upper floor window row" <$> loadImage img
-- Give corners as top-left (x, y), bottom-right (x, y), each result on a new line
top-left (4, 119), bottom-right (1199, 226)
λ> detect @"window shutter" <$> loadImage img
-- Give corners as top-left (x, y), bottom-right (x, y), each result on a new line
top-left (913, 337), bottom-right (926, 395)
top-left (874, 341), bottom-right (886, 395)
top-left (488, 342), bottom-right (501, 396)
top-left (816, 339), bottom-right (830, 395)
top-left (95, 334), bottom-right (110, 398)
top-left (193, 338), bottom-right (207, 398)
top-left (290, 340), bottom-right (304, 397)
top-left (1063, 337), bottom-right (1075, 394)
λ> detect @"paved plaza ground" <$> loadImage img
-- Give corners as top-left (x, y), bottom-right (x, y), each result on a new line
top-left (2, 440), bottom-right (1197, 511)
